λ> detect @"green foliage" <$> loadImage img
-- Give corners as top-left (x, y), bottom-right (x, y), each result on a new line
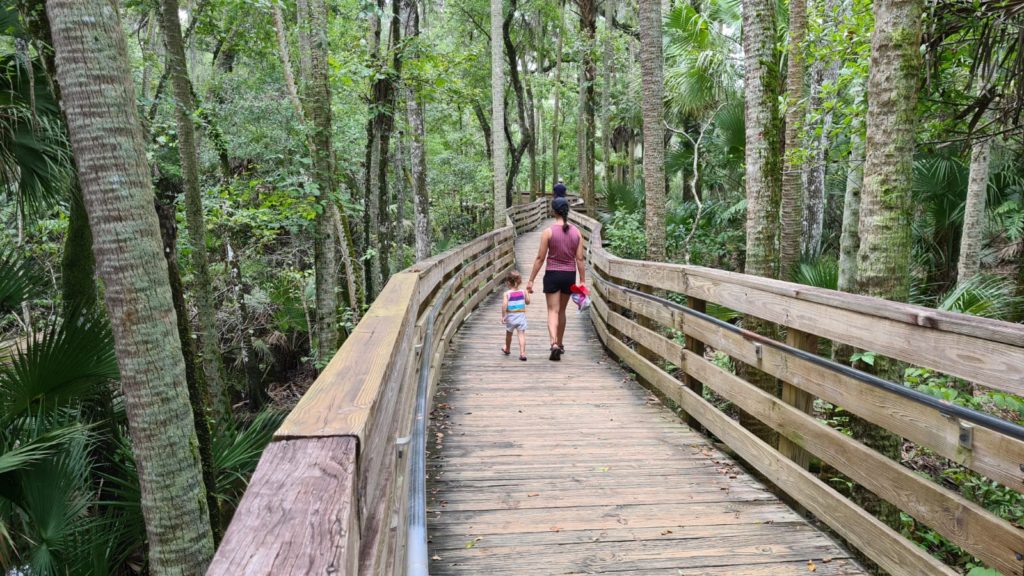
top-left (937, 274), bottom-right (1021, 319)
top-left (791, 255), bottom-right (838, 289)
top-left (0, 54), bottom-right (73, 216)
top-left (603, 210), bottom-right (647, 260)
top-left (0, 247), bottom-right (46, 312)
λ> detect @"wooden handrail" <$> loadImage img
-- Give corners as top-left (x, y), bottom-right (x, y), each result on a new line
top-left (569, 210), bottom-right (1024, 576)
top-left (208, 198), bottom-right (548, 576)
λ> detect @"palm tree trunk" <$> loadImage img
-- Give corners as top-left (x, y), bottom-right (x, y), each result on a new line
top-left (639, 0), bottom-right (665, 261)
top-left (740, 0), bottom-right (783, 446)
top-left (779, 0), bottom-right (807, 279)
top-left (853, 0), bottom-right (923, 529)
top-left (46, 1), bottom-right (215, 570)
top-left (297, 0), bottom-right (339, 359)
top-left (491, 0), bottom-right (507, 228)
top-left (957, 136), bottom-right (992, 283)
top-left (158, 0), bottom-right (229, 416)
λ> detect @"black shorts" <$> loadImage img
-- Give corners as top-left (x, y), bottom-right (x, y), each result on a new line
top-left (543, 270), bottom-right (576, 294)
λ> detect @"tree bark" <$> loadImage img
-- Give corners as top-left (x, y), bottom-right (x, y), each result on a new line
top-left (802, 0), bottom-right (842, 257)
top-left (297, 0), bottom-right (339, 359)
top-left (742, 0), bottom-right (781, 281)
top-left (46, 0), bottom-right (215, 570)
top-left (639, 0), bottom-right (665, 261)
top-left (502, 5), bottom-right (533, 203)
top-left (577, 0), bottom-right (597, 213)
top-left (957, 136), bottom-right (991, 283)
top-left (275, 1), bottom-right (361, 316)
top-left (854, 0), bottom-right (923, 529)
top-left (158, 0), bottom-right (228, 416)
top-left (491, 0), bottom-right (507, 228)
top-left (779, 0), bottom-right (806, 279)
top-left (837, 132), bottom-right (863, 293)
top-left (602, 0), bottom-right (615, 192)
top-left (552, 14), bottom-right (563, 187)
top-left (740, 0), bottom-right (782, 446)
top-left (154, 174), bottom-right (221, 540)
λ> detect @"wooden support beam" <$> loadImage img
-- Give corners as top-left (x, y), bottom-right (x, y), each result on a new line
top-left (779, 328), bottom-right (817, 470)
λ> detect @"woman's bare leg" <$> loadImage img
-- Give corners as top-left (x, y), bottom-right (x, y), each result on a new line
top-left (557, 293), bottom-right (571, 347)
top-left (546, 292), bottom-right (561, 347)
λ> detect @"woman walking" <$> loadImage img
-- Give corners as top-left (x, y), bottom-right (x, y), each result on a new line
top-left (526, 197), bottom-right (586, 361)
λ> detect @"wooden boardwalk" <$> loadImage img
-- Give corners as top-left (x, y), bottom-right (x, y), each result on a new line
top-left (427, 222), bottom-right (863, 575)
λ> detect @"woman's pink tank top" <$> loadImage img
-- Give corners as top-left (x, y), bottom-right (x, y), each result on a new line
top-left (547, 223), bottom-right (581, 272)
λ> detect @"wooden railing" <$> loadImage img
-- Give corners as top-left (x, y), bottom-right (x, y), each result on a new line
top-left (570, 211), bottom-right (1024, 576)
top-left (208, 198), bottom-right (549, 575)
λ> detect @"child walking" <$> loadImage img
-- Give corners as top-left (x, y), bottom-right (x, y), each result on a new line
top-left (501, 270), bottom-right (531, 361)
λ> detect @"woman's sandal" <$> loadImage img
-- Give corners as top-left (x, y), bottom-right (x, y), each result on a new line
top-left (519, 355), bottom-right (527, 361)
top-left (549, 345), bottom-right (562, 361)
top-left (501, 347), bottom-right (510, 355)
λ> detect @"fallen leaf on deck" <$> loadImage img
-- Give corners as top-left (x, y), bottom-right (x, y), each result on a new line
top-left (527, 493), bottom-right (540, 497)
top-left (549, 526), bottom-right (561, 532)
top-left (465, 537), bottom-right (482, 549)
top-left (597, 466), bottom-right (610, 472)
top-left (661, 529), bottom-right (673, 535)
top-left (432, 555), bottom-right (442, 561)
top-left (807, 560), bottom-right (817, 572)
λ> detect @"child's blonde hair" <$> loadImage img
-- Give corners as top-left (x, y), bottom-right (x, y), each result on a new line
top-left (506, 270), bottom-right (522, 287)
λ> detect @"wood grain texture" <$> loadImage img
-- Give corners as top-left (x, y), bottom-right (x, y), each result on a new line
top-left (595, 259), bottom-right (1024, 493)
top-left (570, 212), bottom-right (1024, 395)
top-left (594, 289), bottom-right (1024, 574)
top-left (427, 225), bottom-right (861, 575)
top-left (207, 437), bottom-right (359, 575)
top-left (589, 300), bottom-right (953, 576)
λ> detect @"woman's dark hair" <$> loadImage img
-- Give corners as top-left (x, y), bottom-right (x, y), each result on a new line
top-left (552, 198), bottom-right (570, 232)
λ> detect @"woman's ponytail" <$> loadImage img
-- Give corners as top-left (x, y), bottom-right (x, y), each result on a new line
top-left (552, 198), bottom-right (571, 233)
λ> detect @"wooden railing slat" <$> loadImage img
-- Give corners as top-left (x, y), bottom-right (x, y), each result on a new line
top-left (588, 294), bottom-right (956, 576)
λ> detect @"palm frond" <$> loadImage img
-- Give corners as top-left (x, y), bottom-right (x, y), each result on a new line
top-left (212, 409), bottom-right (286, 508)
top-left (0, 246), bottom-right (46, 312)
top-left (0, 311), bottom-right (119, 422)
top-left (791, 256), bottom-right (839, 289)
top-left (938, 274), bottom-right (1021, 319)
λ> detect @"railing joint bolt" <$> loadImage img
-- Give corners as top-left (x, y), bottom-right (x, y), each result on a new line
top-left (958, 421), bottom-right (974, 450)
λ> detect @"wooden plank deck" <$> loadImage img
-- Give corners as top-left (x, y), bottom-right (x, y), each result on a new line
top-left (427, 222), bottom-right (864, 575)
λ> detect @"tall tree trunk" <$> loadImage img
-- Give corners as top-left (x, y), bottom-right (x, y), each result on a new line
top-left (838, 132), bottom-right (863, 293)
top-left (740, 0), bottom-right (782, 446)
top-left (491, 0), bottom-right (507, 228)
top-left (226, 239), bottom-right (265, 408)
top-left (526, 65), bottom-right (539, 201)
top-left (552, 12), bottom-right (563, 187)
top-left (154, 174), bottom-right (221, 540)
top-left (577, 0), bottom-right (597, 213)
top-left (602, 0), bottom-right (615, 192)
top-left (275, 1), bottom-right (362, 315)
top-left (957, 136), bottom-right (992, 283)
top-left (46, 0), bottom-right (215, 570)
top-left (779, 0), bottom-right (806, 279)
top-left (502, 6), bottom-right (533, 203)
top-left (158, 0), bottom-right (228, 416)
top-left (853, 0), bottom-right (923, 529)
top-left (802, 0), bottom-right (842, 257)
top-left (297, 0), bottom-right (339, 359)
top-left (474, 100), bottom-right (493, 162)
top-left (639, 0), bottom-right (665, 261)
